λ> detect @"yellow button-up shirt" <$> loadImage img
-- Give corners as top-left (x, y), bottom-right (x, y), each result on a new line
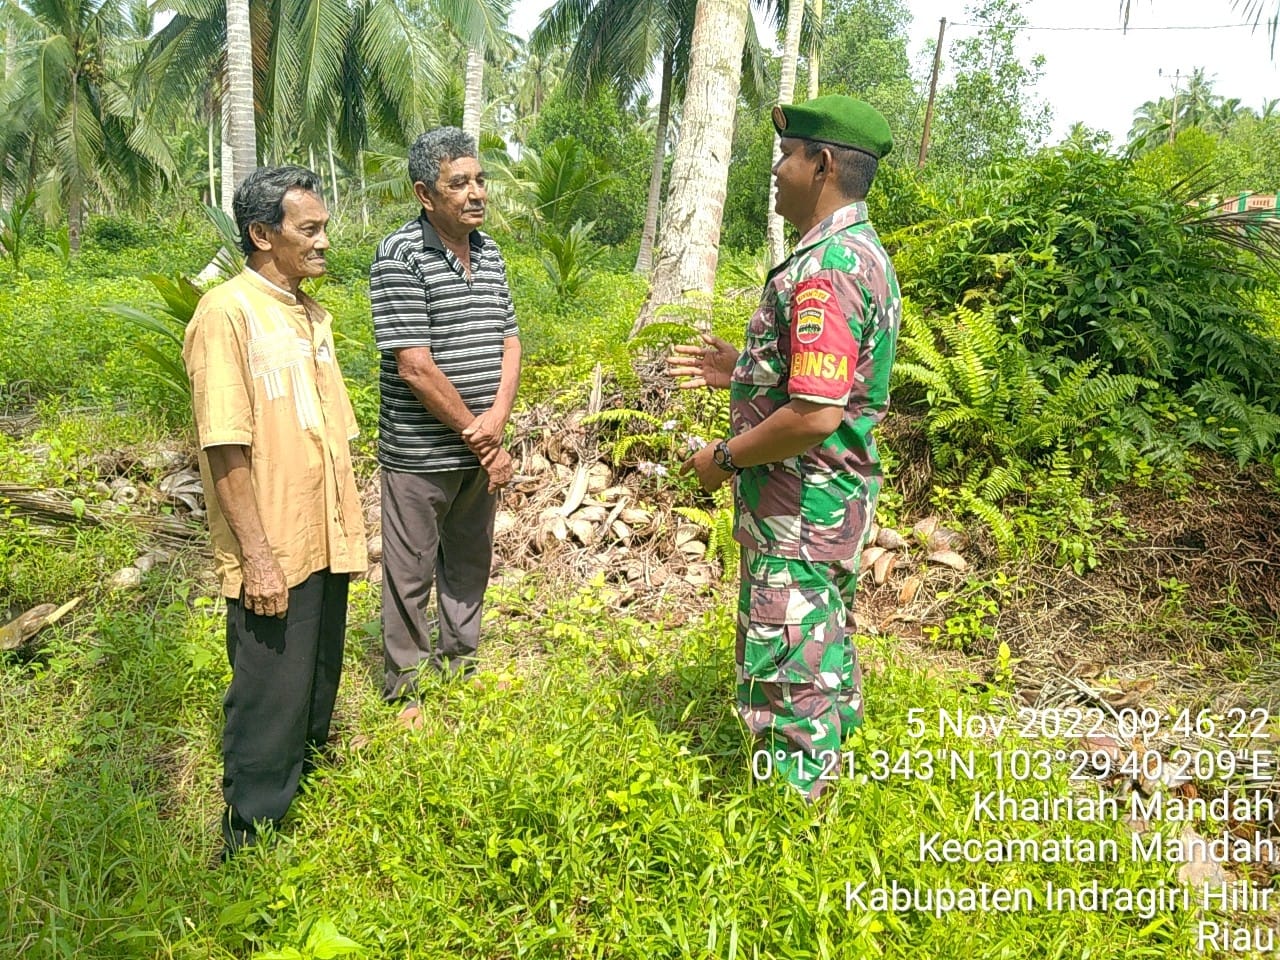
top-left (183, 269), bottom-right (368, 598)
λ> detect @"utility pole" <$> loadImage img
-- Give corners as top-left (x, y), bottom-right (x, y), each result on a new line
top-left (1159, 67), bottom-right (1184, 144)
top-left (918, 18), bottom-right (947, 169)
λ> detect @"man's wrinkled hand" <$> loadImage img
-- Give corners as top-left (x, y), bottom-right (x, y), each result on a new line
top-left (462, 409), bottom-right (506, 456)
top-left (484, 447), bottom-right (514, 493)
top-left (680, 444), bottom-right (732, 493)
top-left (667, 333), bottom-right (738, 391)
top-left (241, 554), bottom-right (288, 618)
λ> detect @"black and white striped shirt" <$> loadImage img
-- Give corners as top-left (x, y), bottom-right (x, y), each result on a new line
top-left (371, 214), bottom-right (519, 472)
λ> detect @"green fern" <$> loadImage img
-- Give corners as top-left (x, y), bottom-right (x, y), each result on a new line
top-left (895, 303), bottom-right (1150, 545)
top-left (1185, 379), bottom-right (1280, 465)
top-left (675, 492), bottom-right (738, 576)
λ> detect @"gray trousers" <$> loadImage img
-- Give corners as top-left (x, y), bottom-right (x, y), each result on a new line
top-left (381, 467), bottom-right (497, 700)
top-left (222, 569), bottom-right (349, 852)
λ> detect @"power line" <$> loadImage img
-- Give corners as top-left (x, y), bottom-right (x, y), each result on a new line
top-left (950, 21), bottom-right (1262, 32)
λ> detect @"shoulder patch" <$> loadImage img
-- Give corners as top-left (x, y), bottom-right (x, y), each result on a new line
top-left (794, 285), bottom-right (832, 344)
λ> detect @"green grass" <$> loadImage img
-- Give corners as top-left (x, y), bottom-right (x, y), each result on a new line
top-left (0, 522), bottom-right (1213, 958)
top-left (1, 231), bottom-right (1273, 959)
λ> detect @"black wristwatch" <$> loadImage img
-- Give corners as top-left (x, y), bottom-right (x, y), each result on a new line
top-left (712, 439), bottom-right (740, 473)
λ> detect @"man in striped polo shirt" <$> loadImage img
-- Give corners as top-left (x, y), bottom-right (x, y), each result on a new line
top-left (370, 127), bottom-right (521, 724)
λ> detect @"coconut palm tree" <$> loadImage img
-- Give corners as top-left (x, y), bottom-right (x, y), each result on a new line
top-left (766, 0), bottom-right (806, 267)
top-left (147, 0), bottom-right (500, 214)
top-left (1, 0), bottom-right (172, 248)
top-left (223, 0), bottom-right (253, 199)
top-left (532, 0), bottom-right (697, 274)
top-left (1128, 97), bottom-right (1176, 151)
top-left (1206, 96), bottom-right (1253, 136)
top-left (532, 0), bottom-right (769, 274)
top-left (501, 40), bottom-right (565, 143)
top-left (635, 0), bottom-right (753, 333)
top-left (428, 0), bottom-right (510, 142)
top-left (807, 0), bottom-right (822, 99)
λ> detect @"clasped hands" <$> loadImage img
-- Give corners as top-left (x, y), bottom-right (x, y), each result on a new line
top-left (462, 408), bottom-right (513, 493)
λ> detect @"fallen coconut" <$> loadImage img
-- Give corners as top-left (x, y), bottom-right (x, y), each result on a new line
top-left (678, 539), bottom-right (707, 559)
top-left (685, 563), bottom-right (716, 587)
top-left (876, 527), bottom-right (908, 551)
top-left (569, 517), bottom-right (596, 546)
top-left (675, 524), bottom-right (705, 547)
top-left (108, 567), bottom-right (143, 590)
top-left (912, 516), bottom-right (940, 539)
top-left (860, 545), bottom-right (886, 570)
top-left (620, 507), bottom-right (653, 527)
top-left (873, 551), bottom-right (896, 585)
top-left (572, 505), bottom-right (609, 524)
top-left (927, 527), bottom-right (963, 551)
top-left (898, 575), bottom-right (923, 605)
top-left (586, 462), bottom-right (614, 493)
top-left (928, 550), bottom-right (967, 571)
top-left (367, 533), bottom-right (384, 561)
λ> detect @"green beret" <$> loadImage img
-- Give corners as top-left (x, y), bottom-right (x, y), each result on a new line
top-left (772, 95), bottom-right (893, 159)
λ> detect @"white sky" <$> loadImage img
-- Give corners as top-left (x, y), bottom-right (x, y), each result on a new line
top-left (508, 0), bottom-right (1280, 142)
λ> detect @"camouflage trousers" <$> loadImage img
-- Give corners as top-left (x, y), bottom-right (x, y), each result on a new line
top-left (736, 548), bottom-right (863, 801)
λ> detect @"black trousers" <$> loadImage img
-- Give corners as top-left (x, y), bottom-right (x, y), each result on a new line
top-left (222, 569), bottom-right (349, 851)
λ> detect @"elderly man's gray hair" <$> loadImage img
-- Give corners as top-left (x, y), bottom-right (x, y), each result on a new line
top-left (232, 165), bottom-right (324, 256)
top-left (409, 127), bottom-right (477, 192)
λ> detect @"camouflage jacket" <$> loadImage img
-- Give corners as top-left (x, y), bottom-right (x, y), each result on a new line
top-left (729, 201), bottom-right (901, 562)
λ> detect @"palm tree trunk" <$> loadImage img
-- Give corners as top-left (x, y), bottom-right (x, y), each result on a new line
top-left (633, 0), bottom-right (751, 335)
top-left (68, 76), bottom-right (82, 251)
top-left (808, 0), bottom-right (822, 100)
top-left (2, 16), bottom-right (12, 209)
top-left (224, 0), bottom-right (257, 191)
top-left (767, 0), bottom-right (806, 268)
top-left (634, 48), bottom-right (674, 275)
top-left (463, 44), bottom-right (484, 142)
top-left (326, 128), bottom-right (341, 209)
top-left (219, 94), bottom-right (234, 215)
top-left (207, 111), bottom-right (217, 206)
top-left (358, 150), bottom-right (369, 230)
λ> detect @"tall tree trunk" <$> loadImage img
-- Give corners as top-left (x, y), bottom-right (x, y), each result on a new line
top-left (634, 48), bottom-right (674, 275)
top-left (207, 111), bottom-right (217, 207)
top-left (68, 77), bottom-right (82, 251)
top-left (808, 0), bottom-right (823, 100)
top-left (633, 0), bottom-right (751, 335)
top-left (767, 0), bottom-right (806, 268)
top-left (358, 150), bottom-right (369, 230)
top-left (224, 0), bottom-right (257, 192)
top-left (463, 44), bottom-right (484, 142)
top-left (1, 15), bottom-right (13, 208)
top-left (326, 128), bottom-right (341, 209)
top-left (219, 94), bottom-right (234, 215)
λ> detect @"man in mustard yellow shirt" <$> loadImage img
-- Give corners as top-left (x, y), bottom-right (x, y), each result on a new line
top-left (183, 165), bottom-right (367, 857)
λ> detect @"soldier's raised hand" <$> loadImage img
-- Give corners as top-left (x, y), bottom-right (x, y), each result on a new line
top-left (667, 333), bottom-right (738, 391)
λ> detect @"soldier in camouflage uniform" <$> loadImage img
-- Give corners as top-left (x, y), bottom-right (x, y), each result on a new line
top-left (670, 96), bottom-right (901, 800)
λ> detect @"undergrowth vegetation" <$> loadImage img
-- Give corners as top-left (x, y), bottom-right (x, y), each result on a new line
top-left (1, 531), bottom-right (1204, 959)
top-left (4, 139), bottom-right (1280, 957)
